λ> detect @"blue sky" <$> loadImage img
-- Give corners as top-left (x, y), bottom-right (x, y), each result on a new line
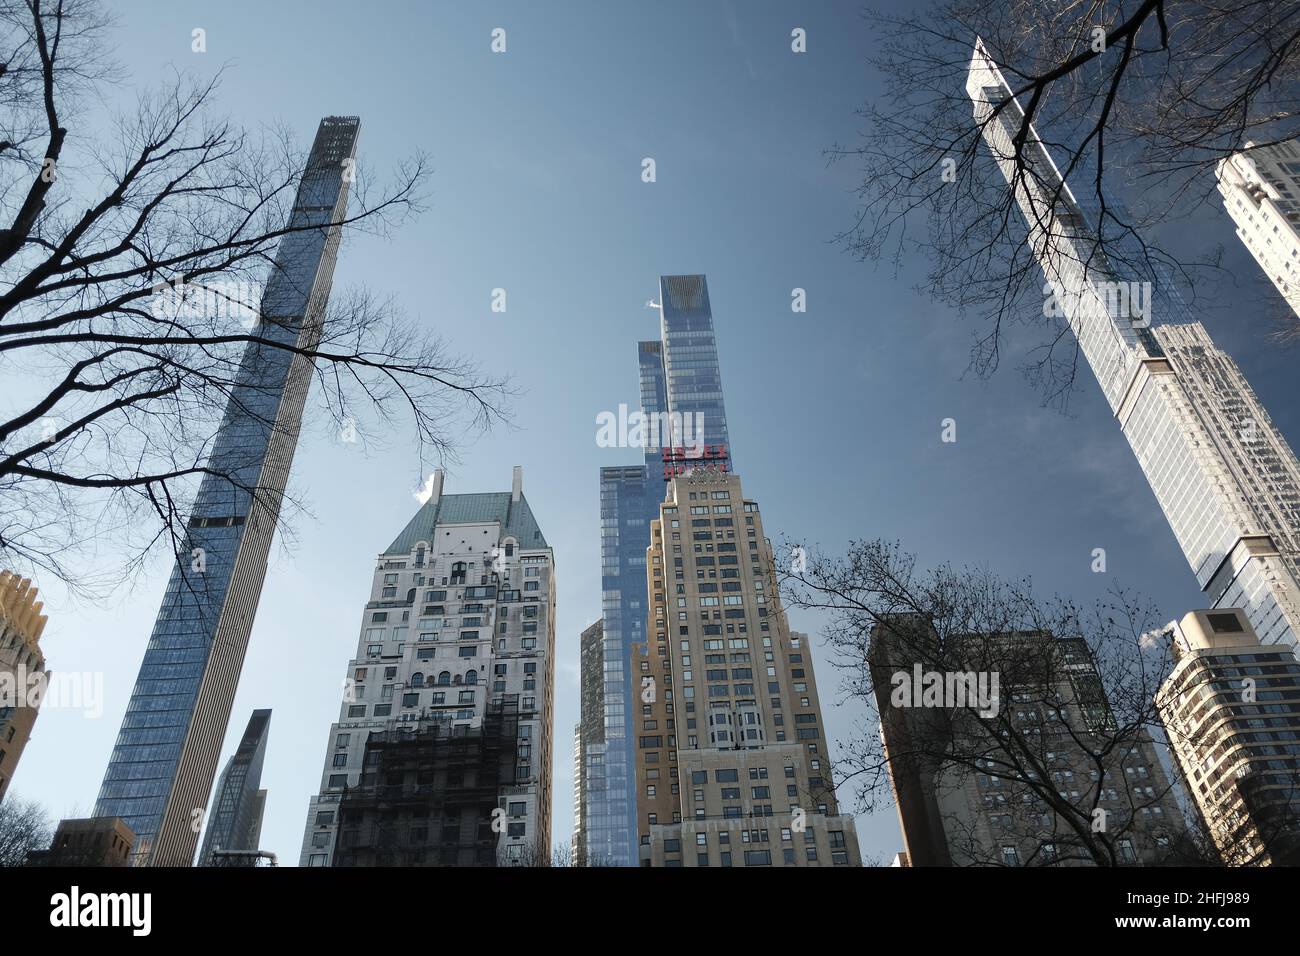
top-left (11, 0), bottom-right (1299, 865)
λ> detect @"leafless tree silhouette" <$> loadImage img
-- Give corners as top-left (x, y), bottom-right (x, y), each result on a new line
top-left (776, 538), bottom-right (1253, 865)
top-left (832, 1), bottom-right (1300, 404)
top-left (0, 0), bottom-right (509, 595)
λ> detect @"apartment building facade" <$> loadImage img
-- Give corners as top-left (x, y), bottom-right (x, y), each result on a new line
top-left (633, 468), bottom-right (860, 867)
top-left (300, 468), bottom-right (555, 866)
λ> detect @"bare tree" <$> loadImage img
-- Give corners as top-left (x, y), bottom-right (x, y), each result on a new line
top-left (778, 538), bottom-right (1229, 866)
top-left (832, 1), bottom-right (1300, 404)
top-left (0, 0), bottom-right (508, 594)
top-left (0, 792), bottom-right (52, 866)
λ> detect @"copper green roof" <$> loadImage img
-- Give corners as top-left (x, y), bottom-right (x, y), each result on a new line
top-left (385, 492), bottom-right (547, 556)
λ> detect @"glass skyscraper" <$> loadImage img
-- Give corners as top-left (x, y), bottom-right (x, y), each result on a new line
top-left (968, 43), bottom-right (1300, 648)
top-left (94, 117), bottom-right (360, 865)
top-left (585, 274), bottom-right (733, 865)
top-left (197, 709), bottom-right (271, 865)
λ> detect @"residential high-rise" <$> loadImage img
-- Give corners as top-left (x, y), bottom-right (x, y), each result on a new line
top-left (633, 468), bottom-right (861, 867)
top-left (1156, 607), bottom-right (1300, 866)
top-left (968, 43), bottom-right (1300, 650)
top-left (197, 709), bottom-right (271, 865)
top-left (1216, 140), bottom-right (1300, 319)
top-left (93, 116), bottom-right (360, 866)
top-left (300, 467), bottom-right (555, 866)
top-left (0, 571), bottom-right (48, 802)
top-left (872, 614), bottom-right (1184, 866)
top-left (585, 275), bottom-right (734, 866)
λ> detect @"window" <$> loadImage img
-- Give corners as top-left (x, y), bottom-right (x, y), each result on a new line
top-left (743, 849), bottom-right (771, 866)
top-left (1117, 838), bottom-right (1137, 864)
top-left (1207, 612), bottom-right (1244, 633)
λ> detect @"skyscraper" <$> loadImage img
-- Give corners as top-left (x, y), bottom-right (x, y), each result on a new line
top-left (871, 614), bottom-right (1184, 866)
top-left (94, 116), bottom-right (361, 865)
top-left (968, 42), bottom-right (1300, 650)
top-left (657, 275), bottom-right (732, 468)
top-left (584, 275), bottom-right (733, 866)
top-left (1216, 140), bottom-right (1300, 320)
top-left (0, 570), bottom-right (48, 802)
top-left (634, 468), bottom-right (861, 867)
top-left (300, 467), bottom-right (555, 866)
top-left (1156, 607), bottom-right (1300, 866)
top-left (197, 709), bottom-right (271, 866)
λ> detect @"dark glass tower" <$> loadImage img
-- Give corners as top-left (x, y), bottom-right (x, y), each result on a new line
top-left (95, 117), bottom-right (360, 866)
top-left (585, 274), bottom-right (732, 865)
top-left (197, 709), bottom-right (271, 865)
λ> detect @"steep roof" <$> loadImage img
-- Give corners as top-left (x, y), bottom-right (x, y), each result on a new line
top-left (385, 491), bottom-right (547, 556)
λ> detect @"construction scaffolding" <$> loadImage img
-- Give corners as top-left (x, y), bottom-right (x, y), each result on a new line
top-left (333, 701), bottom-right (521, 867)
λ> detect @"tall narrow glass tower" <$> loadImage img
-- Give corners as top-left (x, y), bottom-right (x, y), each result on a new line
top-left (197, 709), bottom-right (271, 865)
top-left (586, 274), bottom-right (734, 865)
top-left (967, 43), bottom-right (1300, 648)
top-left (95, 116), bottom-right (361, 865)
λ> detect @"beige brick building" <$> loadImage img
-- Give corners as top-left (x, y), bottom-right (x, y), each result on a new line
top-left (0, 571), bottom-right (49, 802)
top-left (633, 468), bottom-right (860, 866)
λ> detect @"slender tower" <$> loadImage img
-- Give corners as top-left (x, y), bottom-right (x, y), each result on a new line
top-left (587, 275), bottom-right (733, 865)
top-left (95, 117), bottom-right (360, 865)
top-left (197, 709), bottom-right (272, 865)
top-left (968, 44), bottom-right (1300, 649)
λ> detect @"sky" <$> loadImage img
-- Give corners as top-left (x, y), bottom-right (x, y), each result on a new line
top-left (9, 0), bottom-right (1299, 866)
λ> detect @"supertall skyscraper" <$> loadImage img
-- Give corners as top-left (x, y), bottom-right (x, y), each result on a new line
top-left (197, 709), bottom-right (271, 866)
top-left (587, 275), bottom-right (733, 865)
top-left (968, 43), bottom-right (1300, 649)
top-left (95, 117), bottom-right (360, 865)
top-left (300, 468), bottom-right (555, 866)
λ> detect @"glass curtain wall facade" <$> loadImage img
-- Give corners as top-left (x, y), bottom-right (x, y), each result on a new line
top-left (659, 275), bottom-right (732, 462)
top-left (197, 709), bottom-right (271, 865)
top-left (94, 117), bottom-right (361, 865)
top-left (585, 275), bottom-right (734, 865)
top-left (967, 45), bottom-right (1300, 649)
